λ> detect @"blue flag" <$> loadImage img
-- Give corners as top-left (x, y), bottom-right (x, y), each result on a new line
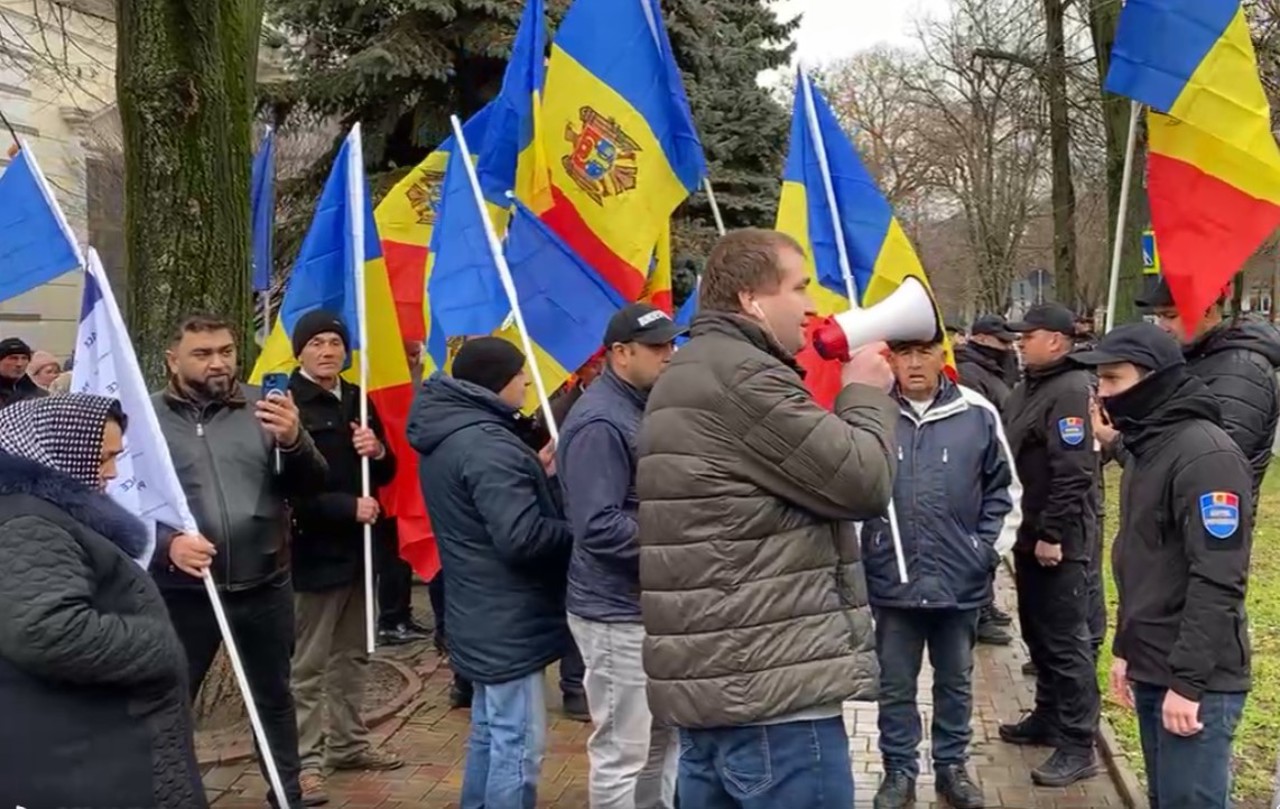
top-left (72, 249), bottom-right (198, 567)
top-left (674, 287), bottom-right (696, 346)
top-left (426, 139), bottom-right (508, 365)
top-left (0, 144), bottom-right (82, 302)
top-left (505, 200), bottom-right (626, 373)
top-left (251, 127), bottom-right (277, 293)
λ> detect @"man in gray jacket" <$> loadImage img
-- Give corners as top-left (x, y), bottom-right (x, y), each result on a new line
top-left (152, 313), bottom-right (328, 809)
top-left (638, 228), bottom-right (898, 807)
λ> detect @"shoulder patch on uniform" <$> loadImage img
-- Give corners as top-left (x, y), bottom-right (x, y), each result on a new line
top-left (1057, 416), bottom-right (1085, 446)
top-left (1199, 492), bottom-right (1241, 540)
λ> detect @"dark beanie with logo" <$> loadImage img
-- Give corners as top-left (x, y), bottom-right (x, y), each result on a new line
top-left (0, 337), bottom-right (32, 361)
top-left (291, 310), bottom-right (350, 358)
top-left (451, 337), bottom-right (526, 395)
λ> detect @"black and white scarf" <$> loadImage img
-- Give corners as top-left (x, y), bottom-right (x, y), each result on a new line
top-left (0, 394), bottom-right (118, 489)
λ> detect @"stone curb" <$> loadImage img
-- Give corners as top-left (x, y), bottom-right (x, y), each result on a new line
top-left (195, 655), bottom-right (421, 769)
top-left (1097, 718), bottom-right (1148, 809)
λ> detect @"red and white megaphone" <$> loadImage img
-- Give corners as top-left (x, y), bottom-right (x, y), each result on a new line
top-left (811, 277), bottom-right (942, 361)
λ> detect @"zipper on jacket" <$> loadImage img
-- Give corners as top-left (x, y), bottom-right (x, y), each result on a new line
top-left (197, 409), bottom-right (235, 585)
top-left (898, 446), bottom-right (904, 461)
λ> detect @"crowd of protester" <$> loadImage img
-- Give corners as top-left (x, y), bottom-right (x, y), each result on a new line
top-left (0, 229), bottom-right (1274, 809)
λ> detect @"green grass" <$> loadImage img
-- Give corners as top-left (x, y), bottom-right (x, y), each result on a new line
top-left (1096, 464), bottom-right (1280, 806)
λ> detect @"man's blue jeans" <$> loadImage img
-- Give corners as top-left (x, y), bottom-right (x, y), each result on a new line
top-left (461, 671), bottom-right (547, 809)
top-left (1132, 683), bottom-right (1246, 809)
top-left (874, 607), bottom-right (979, 777)
top-left (676, 716), bottom-right (853, 808)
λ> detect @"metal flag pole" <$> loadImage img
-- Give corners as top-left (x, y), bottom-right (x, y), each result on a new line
top-left (1104, 101), bottom-right (1142, 334)
top-left (703, 177), bottom-right (726, 236)
top-left (346, 123), bottom-right (378, 655)
top-left (450, 115), bottom-right (560, 443)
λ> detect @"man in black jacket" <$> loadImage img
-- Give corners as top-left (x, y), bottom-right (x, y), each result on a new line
top-left (152, 313), bottom-right (329, 809)
top-left (1138, 277), bottom-right (1280, 505)
top-left (407, 337), bottom-right (573, 808)
top-left (955, 315), bottom-right (1019, 415)
top-left (287, 311), bottom-right (402, 805)
top-left (0, 337), bottom-right (46, 408)
top-left (999, 303), bottom-right (1101, 787)
top-left (1075, 323), bottom-right (1252, 809)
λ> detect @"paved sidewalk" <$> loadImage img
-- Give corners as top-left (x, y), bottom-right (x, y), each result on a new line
top-left (206, 567), bottom-right (1126, 808)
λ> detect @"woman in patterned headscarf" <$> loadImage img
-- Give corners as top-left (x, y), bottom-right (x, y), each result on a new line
top-left (0, 395), bottom-right (208, 809)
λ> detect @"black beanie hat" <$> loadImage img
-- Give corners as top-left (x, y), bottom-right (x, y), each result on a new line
top-left (0, 337), bottom-right (32, 361)
top-left (291, 310), bottom-right (349, 358)
top-left (452, 337), bottom-right (526, 394)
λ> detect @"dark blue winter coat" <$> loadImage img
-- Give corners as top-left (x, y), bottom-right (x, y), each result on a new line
top-left (557, 365), bottom-right (647, 622)
top-left (407, 372), bottom-right (573, 685)
top-left (861, 380), bottom-right (1021, 610)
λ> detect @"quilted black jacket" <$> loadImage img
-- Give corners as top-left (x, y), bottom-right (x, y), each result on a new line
top-left (0, 452), bottom-right (207, 809)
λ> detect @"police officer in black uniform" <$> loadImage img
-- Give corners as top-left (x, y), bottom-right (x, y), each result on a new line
top-left (998, 303), bottom-right (1101, 787)
top-left (1075, 323), bottom-right (1252, 808)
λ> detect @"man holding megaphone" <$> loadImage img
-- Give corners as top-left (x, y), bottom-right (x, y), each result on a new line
top-left (636, 228), bottom-right (898, 807)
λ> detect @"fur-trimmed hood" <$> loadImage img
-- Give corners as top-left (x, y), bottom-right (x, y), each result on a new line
top-left (0, 451), bottom-right (149, 561)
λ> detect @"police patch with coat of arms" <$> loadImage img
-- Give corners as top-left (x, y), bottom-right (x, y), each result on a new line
top-left (1199, 492), bottom-right (1241, 540)
top-left (1057, 416), bottom-right (1085, 447)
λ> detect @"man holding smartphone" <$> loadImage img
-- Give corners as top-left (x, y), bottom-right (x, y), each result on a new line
top-left (152, 313), bottom-right (329, 809)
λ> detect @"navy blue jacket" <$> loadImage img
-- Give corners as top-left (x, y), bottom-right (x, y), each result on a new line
top-left (407, 372), bottom-right (573, 685)
top-left (861, 381), bottom-right (1021, 609)
top-left (557, 366), bottom-right (646, 622)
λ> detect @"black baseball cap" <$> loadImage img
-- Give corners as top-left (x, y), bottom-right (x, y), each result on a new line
top-left (603, 303), bottom-right (687, 347)
top-left (1069, 322), bottom-right (1185, 372)
top-left (970, 314), bottom-right (1016, 342)
top-left (1007, 303), bottom-right (1076, 337)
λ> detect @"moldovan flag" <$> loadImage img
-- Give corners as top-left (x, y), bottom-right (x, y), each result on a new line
top-left (776, 71), bottom-right (951, 408)
top-left (641, 221), bottom-right (674, 315)
top-left (0, 140), bottom-right (82, 302)
top-left (253, 127), bottom-right (437, 580)
top-left (375, 105), bottom-right (494, 344)
top-left (540, 0), bottom-right (707, 302)
top-left (73, 248), bottom-right (198, 568)
top-left (1105, 0), bottom-right (1280, 329)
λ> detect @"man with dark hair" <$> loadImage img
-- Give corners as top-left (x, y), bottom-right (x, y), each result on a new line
top-left (865, 333), bottom-right (1020, 809)
top-left (638, 228), bottom-right (898, 806)
top-left (1076, 323), bottom-right (1252, 808)
top-left (1137, 277), bottom-right (1280, 506)
top-left (287, 311), bottom-right (403, 804)
top-left (408, 337), bottom-right (573, 808)
top-left (152, 313), bottom-right (329, 809)
top-left (559, 303), bottom-right (685, 808)
top-left (999, 303), bottom-right (1102, 787)
top-left (0, 337), bottom-right (46, 408)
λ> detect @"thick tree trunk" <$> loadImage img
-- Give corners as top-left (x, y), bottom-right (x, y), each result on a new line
top-left (1089, 0), bottom-right (1148, 329)
top-left (1043, 0), bottom-right (1079, 310)
top-left (116, 0), bottom-right (264, 385)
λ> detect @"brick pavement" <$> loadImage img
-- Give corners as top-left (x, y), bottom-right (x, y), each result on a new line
top-left (206, 567), bottom-right (1126, 808)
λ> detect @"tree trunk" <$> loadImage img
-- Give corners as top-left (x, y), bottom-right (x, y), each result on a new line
top-left (116, 0), bottom-right (264, 386)
top-left (1089, 0), bottom-right (1148, 329)
top-left (1043, 0), bottom-right (1079, 310)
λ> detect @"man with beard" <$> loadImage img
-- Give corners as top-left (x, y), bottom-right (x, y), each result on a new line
top-left (955, 315), bottom-right (1019, 415)
top-left (1077, 323), bottom-right (1252, 808)
top-left (558, 303), bottom-right (686, 808)
top-left (1137, 277), bottom-right (1280, 508)
top-left (0, 338), bottom-right (46, 408)
top-left (152, 313), bottom-right (329, 809)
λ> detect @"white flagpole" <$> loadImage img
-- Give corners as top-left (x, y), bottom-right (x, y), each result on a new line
top-left (703, 177), bottom-right (726, 237)
top-left (800, 70), bottom-right (908, 584)
top-left (450, 115), bottom-right (559, 443)
top-left (347, 124), bottom-right (377, 655)
top-left (1104, 101), bottom-right (1142, 334)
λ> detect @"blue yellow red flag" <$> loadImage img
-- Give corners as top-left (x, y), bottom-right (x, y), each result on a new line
top-left (540, 0), bottom-right (706, 301)
top-left (254, 127), bottom-right (437, 580)
top-left (641, 220), bottom-right (674, 314)
top-left (1105, 0), bottom-right (1280, 329)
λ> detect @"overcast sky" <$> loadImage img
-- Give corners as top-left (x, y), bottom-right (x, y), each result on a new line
top-left (770, 0), bottom-right (952, 70)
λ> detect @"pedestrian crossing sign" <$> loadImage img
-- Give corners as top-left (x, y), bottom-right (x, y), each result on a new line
top-left (1142, 230), bottom-right (1159, 276)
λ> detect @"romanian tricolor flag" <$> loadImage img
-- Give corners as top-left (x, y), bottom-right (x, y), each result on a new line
top-left (374, 105), bottom-right (493, 344)
top-left (776, 72), bottom-right (951, 408)
top-left (641, 221), bottom-right (674, 315)
top-left (252, 127), bottom-right (438, 580)
top-left (1105, 0), bottom-right (1280, 330)
top-left (540, 0), bottom-right (707, 302)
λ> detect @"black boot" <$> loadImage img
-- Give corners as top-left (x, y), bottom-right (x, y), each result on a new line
top-left (1021, 660), bottom-right (1037, 676)
top-left (562, 691), bottom-right (590, 722)
top-left (449, 675), bottom-right (474, 710)
top-left (1030, 748), bottom-right (1099, 787)
top-left (984, 604), bottom-right (1013, 626)
top-left (998, 712), bottom-right (1058, 746)
top-left (976, 611), bottom-right (1013, 645)
top-left (936, 764), bottom-right (984, 809)
top-left (872, 770), bottom-right (916, 809)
